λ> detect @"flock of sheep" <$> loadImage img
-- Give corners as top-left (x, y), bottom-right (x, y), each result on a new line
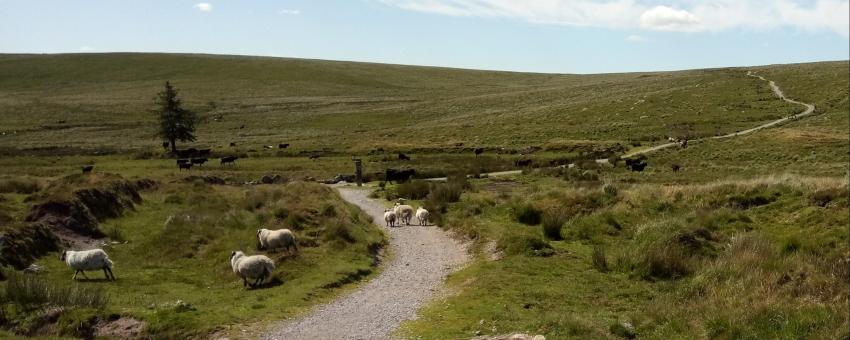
top-left (384, 202), bottom-right (429, 228)
top-left (59, 227), bottom-right (299, 289)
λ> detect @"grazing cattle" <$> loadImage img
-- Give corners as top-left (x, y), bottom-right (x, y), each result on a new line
top-left (625, 157), bottom-right (648, 172)
top-left (198, 149), bottom-right (211, 157)
top-left (191, 158), bottom-right (208, 166)
top-left (398, 153), bottom-right (410, 161)
top-left (671, 164), bottom-right (681, 172)
top-left (385, 168), bottom-right (416, 183)
top-left (514, 159), bottom-right (533, 167)
top-left (474, 148), bottom-right (484, 156)
top-left (81, 165), bottom-right (94, 174)
top-left (230, 142), bottom-right (237, 147)
top-left (176, 159), bottom-right (190, 166)
top-left (309, 154), bottom-right (320, 160)
top-left (278, 143), bottom-right (289, 149)
top-left (162, 141), bottom-right (170, 150)
top-left (220, 156), bottom-right (238, 166)
top-left (178, 162), bottom-right (193, 171)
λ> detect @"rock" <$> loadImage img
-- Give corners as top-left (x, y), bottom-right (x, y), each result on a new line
top-left (24, 263), bottom-right (44, 274)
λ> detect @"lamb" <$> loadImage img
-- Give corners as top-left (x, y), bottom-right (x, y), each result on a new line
top-left (415, 207), bottom-right (430, 226)
top-left (384, 209), bottom-right (397, 227)
top-left (393, 203), bottom-right (414, 225)
top-left (257, 228), bottom-right (298, 254)
top-left (230, 251), bottom-right (275, 288)
top-left (60, 249), bottom-right (115, 281)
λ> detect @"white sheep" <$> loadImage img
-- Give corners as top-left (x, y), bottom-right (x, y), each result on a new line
top-left (384, 209), bottom-right (397, 227)
top-left (60, 249), bottom-right (115, 281)
top-left (415, 207), bottom-right (430, 226)
top-left (257, 228), bottom-right (298, 254)
top-left (230, 251), bottom-right (275, 288)
top-left (393, 203), bottom-right (414, 225)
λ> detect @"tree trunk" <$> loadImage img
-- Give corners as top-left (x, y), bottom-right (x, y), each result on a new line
top-left (170, 139), bottom-right (177, 153)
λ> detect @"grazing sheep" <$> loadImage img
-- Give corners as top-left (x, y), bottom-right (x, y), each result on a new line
top-left (415, 207), bottom-right (430, 226)
top-left (257, 228), bottom-right (298, 254)
top-left (384, 209), bottom-right (397, 227)
top-left (230, 251), bottom-right (275, 288)
top-left (60, 249), bottom-right (115, 281)
top-left (393, 203), bottom-right (414, 226)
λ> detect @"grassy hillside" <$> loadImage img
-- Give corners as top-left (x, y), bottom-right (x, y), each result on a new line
top-left (396, 174), bottom-right (848, 339)
top-left (3, 53), bottom-right (840, 154)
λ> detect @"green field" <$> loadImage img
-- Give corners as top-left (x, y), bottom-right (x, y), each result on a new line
top-left (0, 53), bottom-right (847, 339)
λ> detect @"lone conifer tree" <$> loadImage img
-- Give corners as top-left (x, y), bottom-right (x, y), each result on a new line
top-left (154, 81), bottom-right (197, 153)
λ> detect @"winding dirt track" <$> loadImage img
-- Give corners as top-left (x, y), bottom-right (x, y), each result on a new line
top-left (621, 71), bottom-right (816, 158)
top-left (261, 187), bottom-right (468, 340)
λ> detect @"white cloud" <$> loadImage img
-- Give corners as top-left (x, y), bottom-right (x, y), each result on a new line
top-left (378, 0), bottom-right (849, 37)
top-left (279, 9), bottom-right (301, 15)
top-left (640, 6), bottom-right (701, 32)
top-left (194, 3), bottom-right (212, 12)
top-left (626, 34), bottom-right (647, 42)
top-left (79, 46), bottom-right (95, 52)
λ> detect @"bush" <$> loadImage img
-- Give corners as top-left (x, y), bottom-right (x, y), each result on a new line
top-left (1, 271), bottom-right (108, 309)
top-left (541, 209), bottom-right (568, 240)
top-left (0, 177), bottom-right (40, 194)
top-left (808, 187), bottom-right (848, 207)
top-left (592, 246), bottom-right (609, 272)
top-left (500, 235), bottom-right (553, 257)
top-left (563, 213), bottom-right (621, 242)
top-left (511, 202), bottom-right (542, 225)
top-left (395, 180), bottom-right (430, 200)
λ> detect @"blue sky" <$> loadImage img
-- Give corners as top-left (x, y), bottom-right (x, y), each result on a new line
top-left (0, 0), bottom-right (847, 73)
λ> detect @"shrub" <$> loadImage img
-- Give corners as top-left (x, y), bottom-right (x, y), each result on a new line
top-left (1, 271), bottom-right (108, 309)
top-left (563, 213), bottom-right (621, 242)
top-left (105, 225), bottom-right (125, 242)
top-left (592, 246), bottom-right (609, 272)
top-left (500, 235), bottom-right (553, 257)
top-left (0, 177), bottom-right (40, 194)
top-left (808, 187), bottom-right (848, 207)
top-left (395, 180), bottom-right (430, 200)
top-left (541, 209), bottom-right (569, 240)
top-left (57, 307), bottom-right (100, 338)
top-left (511, 202), bottom-right (542, 225)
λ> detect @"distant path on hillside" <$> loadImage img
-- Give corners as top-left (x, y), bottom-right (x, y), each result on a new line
top-left (619, 71), bottom-right (816, 158)
top-left (261, 187), bottom-right (468, 340)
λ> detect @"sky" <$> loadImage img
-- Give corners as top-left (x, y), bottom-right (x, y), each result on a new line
top-left (0, 0), bottom-right (848, 74)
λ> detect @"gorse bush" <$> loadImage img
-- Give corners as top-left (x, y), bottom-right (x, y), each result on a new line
top-left (1, 272), bottom-right (108, 309)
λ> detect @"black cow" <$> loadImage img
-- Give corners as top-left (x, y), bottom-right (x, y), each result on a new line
top-left (220, 156), bottom-right (238, 166)
top-left (671, 164), bottom-right (681, 172)
top-left (176, 159), bottom-right (190, 165)
top-left (514, 159), bottom-right (533, 167)
top-left (81, 165), bottom-right (94, 174)
top-left (385, 168), bottom-right (416, 183)
top-left (178, 163), bottom-right (193, 171)
top-left (625, 157), bottom-right (648, 172)
top-left (398, 153), bottom-right (410, 161)
top-left (474, 148), bottom-right (484, 156)
top-left (279, 143), bottom-right (290, 149)
top-left (162, 141), bottom-right (170, 150)
top-left (230, 142), bottom-right (237, 147)
top-left (191, 158), bottom-right (208, 166)
top-left (309, 154), bottom-right (320, 160)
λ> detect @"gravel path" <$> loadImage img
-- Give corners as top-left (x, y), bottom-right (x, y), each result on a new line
top-left (261, 186), bottom-right (469, 340)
